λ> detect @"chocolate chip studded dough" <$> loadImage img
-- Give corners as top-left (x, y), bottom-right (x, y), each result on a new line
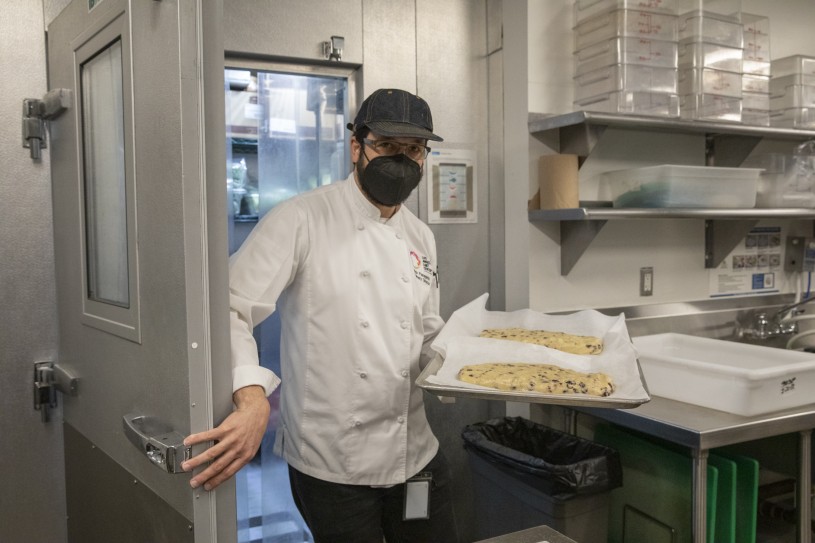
top-left (458, 362), bottom-right (614, 397)
top-left (479, 328), bottom-right (603, 355)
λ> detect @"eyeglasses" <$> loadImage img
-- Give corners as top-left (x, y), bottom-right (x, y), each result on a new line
top-left (363, 139), bottom-right (430, 161)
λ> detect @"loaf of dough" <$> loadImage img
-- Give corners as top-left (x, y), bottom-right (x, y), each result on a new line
top-left (458, 362), bottom-right (614, 396)
top-left (479, 328), bottom-right (603, 355)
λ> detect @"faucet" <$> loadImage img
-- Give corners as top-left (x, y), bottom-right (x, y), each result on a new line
top-left (735, 297), bottom-right (815, 341)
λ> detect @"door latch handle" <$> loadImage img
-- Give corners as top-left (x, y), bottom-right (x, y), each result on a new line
top-left (123, 414), bottom-right (191, 474)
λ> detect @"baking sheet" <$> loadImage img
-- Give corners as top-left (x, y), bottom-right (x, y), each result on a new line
top-left (417, 293), bottom-right (651, 408)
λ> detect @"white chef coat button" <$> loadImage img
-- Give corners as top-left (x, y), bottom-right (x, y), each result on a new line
top-left (354, 420), bottom-right (362, 427)
top-left (357, 224), bottom-right (365, 231)
top-left (361, 321), bottom-right (370, 328)
top-left (360, 372), bottom-right (368, 379)
top-left (401, 370), bottom-right (409, 378)
top-left (361, 270), bottom-right (370, 278)
top-left (397, 416), bottom-right (405, 423)
top-left (400, 321), bottom-right (409, 329)
top-left (395, 232), bottom-right (402, 239)
top-left (401, 276), bottom-right (409, 283)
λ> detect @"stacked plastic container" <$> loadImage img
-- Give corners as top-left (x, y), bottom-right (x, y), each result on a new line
top-left (770, 55), bottom-right (815, 129)
top-left (741, 13), bottom-right (771, 125)
top-left (572, 0), bottom-right (680, 117)
top-left (676, 0), bottom-right (744, 122)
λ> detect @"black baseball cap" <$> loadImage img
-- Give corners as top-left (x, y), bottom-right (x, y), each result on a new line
top-left (347, 88), bottom-right (443, 142)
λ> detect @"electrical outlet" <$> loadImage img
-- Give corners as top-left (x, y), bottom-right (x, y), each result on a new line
top-left (640, 267), bottom-right (653, 296)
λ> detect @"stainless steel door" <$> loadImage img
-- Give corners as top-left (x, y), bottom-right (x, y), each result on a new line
top-left (46, 0), bottom-right (235, 541)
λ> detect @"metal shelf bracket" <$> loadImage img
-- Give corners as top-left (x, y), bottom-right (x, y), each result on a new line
top-left (560, 220), bottom-right (607, 275)
top-left (704, 219), bottom-right (760, 269)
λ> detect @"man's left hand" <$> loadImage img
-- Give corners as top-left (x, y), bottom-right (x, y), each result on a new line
top-left (182, 385), bottom-right (270, 491)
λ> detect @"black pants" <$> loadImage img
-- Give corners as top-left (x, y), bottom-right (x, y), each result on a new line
top-left (288, 451), bottom-right (460, 543)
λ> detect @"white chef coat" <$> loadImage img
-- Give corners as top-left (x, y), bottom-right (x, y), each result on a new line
top-left (228, 172), bottom-right (445, 486)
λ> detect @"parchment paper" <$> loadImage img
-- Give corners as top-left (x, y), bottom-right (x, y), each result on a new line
top-left (426, 293), bottom-right (650, 401)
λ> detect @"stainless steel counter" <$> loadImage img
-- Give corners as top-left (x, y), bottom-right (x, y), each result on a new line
top-left (571, 397), bottom-right (815, 543)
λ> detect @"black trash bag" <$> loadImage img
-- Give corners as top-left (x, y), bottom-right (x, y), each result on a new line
top-left (461, 416), bottom-right (622, 501)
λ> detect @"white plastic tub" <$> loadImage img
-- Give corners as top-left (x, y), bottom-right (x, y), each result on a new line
top-left (634, 333), bottom-right (815, 416)
top-left (602, 164), bottom-right (760, 207)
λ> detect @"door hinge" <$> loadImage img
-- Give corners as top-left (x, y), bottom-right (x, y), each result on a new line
top-left (22, 88), bottom-right (71, 161)
top-left (33, 360), bottom-right (79, 423)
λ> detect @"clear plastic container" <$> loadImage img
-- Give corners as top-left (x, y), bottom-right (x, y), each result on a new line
top-left (574, 37), bottom-right (678, 73)
top-left (742, 74), bottom-right (770, 93)
top-left (676, 0), bottom-right (742, 19)
top-left (574, 90), bottom-right (680, 116)
top-left (574, 63), bottom-right (678, 101)
top-left (769, 107), bottom-right (815, 129)
top-left (573, 9), bottom-right (678, 50)
top-left (677, 40), bottom-right (742, 72)
top-left (742, 13), bottom-right (771, 66)
top-left (574, 0), bottom-right (677, 23)
top-left (680, 93), bottom-right (742, 121)
top-left (602, 164), bottom-right (760, 207)
top-left (770, 86), bottom-right (815, 110)
top-left (678, 67), bottom-right (742, 97)
top-left (742, 108), bottom-right (770, 126)
top-left (771, 73), bottom-right (815, 90)
top-left (743, 153), bottom-right (815, 207)
top-left (772, 55), bottom-right (815, 78)
top-left (678, 12), bottom-right (743, 47)
top-left (743, 60), bottom-right (771, 76)
top-left (743, 90), bottom-right (769, 110)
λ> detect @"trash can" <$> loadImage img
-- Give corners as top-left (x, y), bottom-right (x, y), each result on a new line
top-left (462, 417), bottom-right (623, 542)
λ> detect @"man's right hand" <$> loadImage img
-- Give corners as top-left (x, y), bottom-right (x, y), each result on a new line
top-left (181, 385), bottom-right (270, 491)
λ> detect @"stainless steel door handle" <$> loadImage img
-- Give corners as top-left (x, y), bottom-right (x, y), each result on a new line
top-left (123, 414), bottom-right (191, 474)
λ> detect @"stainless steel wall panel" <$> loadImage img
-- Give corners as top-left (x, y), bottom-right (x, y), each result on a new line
top-left (416, 0), bottom-right (491, 319)
top-left (361, 0), bottom-right (416, 92)
top-left (414, 3), bottom-right (495, 542)
top-left (224, 0), bottom-right (363, 64)
top-left (487, 0), bottom-right (506, 312)
top-left (0, 1), bottom-right (66, 541)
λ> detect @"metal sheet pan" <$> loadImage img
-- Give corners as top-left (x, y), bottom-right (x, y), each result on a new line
top-left (416, 354), bottom-right (650, 409)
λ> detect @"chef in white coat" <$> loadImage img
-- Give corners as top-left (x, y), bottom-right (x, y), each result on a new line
top-left (183, 88), bottom-right (460, 543)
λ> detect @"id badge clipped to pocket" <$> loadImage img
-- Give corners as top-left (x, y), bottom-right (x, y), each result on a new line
top-left (403, 471), bottom-right (432, 520)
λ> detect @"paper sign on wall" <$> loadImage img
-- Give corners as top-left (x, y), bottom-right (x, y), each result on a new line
top-left (427, 149), bottom-right (477, 224)
top-left (709, 226), bottom-right (785, 297)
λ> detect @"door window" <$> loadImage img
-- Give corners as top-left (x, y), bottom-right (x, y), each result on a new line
top-left (225, 65), bottom-right (353, 543)
top-left (75, 12), bottom-right (140, 343)
top-left (82, 39), bottom-right (129, 307)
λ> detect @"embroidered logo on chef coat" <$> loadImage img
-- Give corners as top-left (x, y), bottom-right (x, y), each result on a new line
top-left (410, 250), bottom-right (435, 286)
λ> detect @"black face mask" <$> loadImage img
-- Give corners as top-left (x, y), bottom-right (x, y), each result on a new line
top-left (357, 151), bottom-right (423, 206)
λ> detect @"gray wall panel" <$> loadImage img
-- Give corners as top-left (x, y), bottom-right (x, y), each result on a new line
top-left (415, 3), bottom-right (495, 542)
top-left (224, 0), bottom-right (363, 64)
top-left (0, 1), bottom-right (67, 541)
top-left (417, 0), bottom-right (491, 319)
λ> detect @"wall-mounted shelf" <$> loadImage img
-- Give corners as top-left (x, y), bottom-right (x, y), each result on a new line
top-left (528, 112), bottom-right (815, 275)
top-left (530, 207), bottom-right (815, 275)
top-left (529, 111), bottom-right (815, 167)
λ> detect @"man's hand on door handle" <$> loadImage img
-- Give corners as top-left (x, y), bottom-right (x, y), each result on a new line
top-left (181, 385), bottom-right (270, 491)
